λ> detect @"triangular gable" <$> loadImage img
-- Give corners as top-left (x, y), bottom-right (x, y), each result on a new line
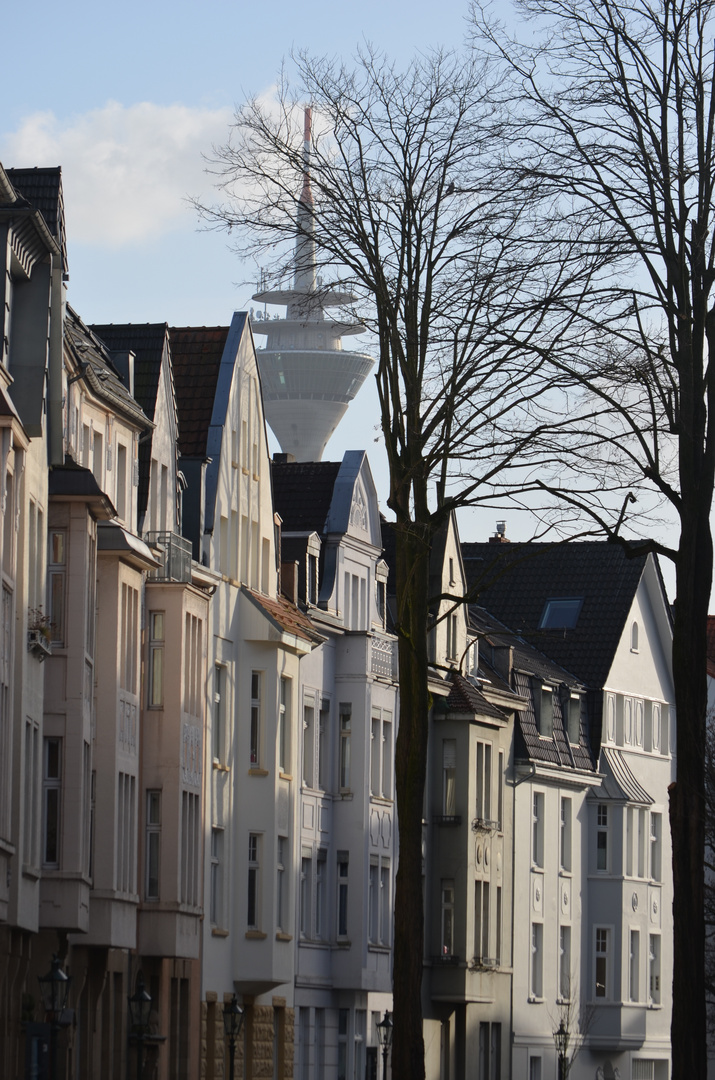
top-left (324, 450), bottom-right (382, 549)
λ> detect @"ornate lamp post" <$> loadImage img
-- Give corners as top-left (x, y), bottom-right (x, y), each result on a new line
top-left (38, 954), bottom-right (72, 1080)
top-left (222, 995), bottom-right (244, 1080)
top-left (128, 972), bottom-right (152, 1080)
top-left (553, 1018), bottom-right (569, 1080)
top-left (376, 1011), bottom-right (393, 1080)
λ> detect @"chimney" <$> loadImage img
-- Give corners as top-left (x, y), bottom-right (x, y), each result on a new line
top-left (281, 560), bottom-right (299, 604)
top-left (489, 520), bottom-right (510, 544)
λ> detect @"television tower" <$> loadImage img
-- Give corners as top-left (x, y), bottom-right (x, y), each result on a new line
top-left (252, 108), bottom-right (374, 462)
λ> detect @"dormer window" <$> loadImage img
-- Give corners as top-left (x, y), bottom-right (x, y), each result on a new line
top-left (538, 597), bottom-right (583, 630)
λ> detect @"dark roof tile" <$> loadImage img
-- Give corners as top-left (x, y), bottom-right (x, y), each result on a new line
top-left (272, 460), bottom-right (342, 533)
top-left (169, 327), bottom-right (229, 457)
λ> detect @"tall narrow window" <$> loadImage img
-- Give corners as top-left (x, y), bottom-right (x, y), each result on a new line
top-left (48, 531), bottom-right (66, 645)
top-left (303, 699), bottom-right (314, 787)
top-left (568, 696), bottom-right (581, 743)
top-left (441, 880), bottom-right (455, 957)
top-left (495, 886), bottom-right (502, 965)
top-left (369, 859), bottom-right (379, 942)
top-left (531, 923), bottom-right (543, 998)
top-left (538, 688), bottom-right (554, 737)
top-left (476, 741), bottom-right (492, 822)
top-left (560, 797), bottom-right (572, 872)
top-left (339, 705), bottom-right (351, 791)
top-left (649, 935), bottom-right (661, 1004)
top-left (497, 750), bottom-right (504, 831)
top-left (148, 613), bottom-right (164, 708)
top-left (559, 926), bottom-right (571, 999)
top-left (116, 443), bottom-right (127, 521)
top-left (318, 703), bottom-right (328, 789)
top-left (442, 739), bottom-right (457, 816)
top-left (211, 828), bottom-right (223, 925)
top-left (626, 806), bottom-right (634, 876)
top-left (475, 880), bottom-right (490, 961)
top-left (248, 834), bottom-right (260, 928)
top-left (42, 737), bottom-right (62, 866)
top-left (337, 853), bottom-right (349, 938)
top-left (316, 849), bottom-right (326, 939)
top-left (630, 929), bottom-right (640, 1001)
top-left (596, 805), bottom-right (609, 871)
top-left (300, 850), bottom-right (312, 937)
top-left (214, 665), bottom-right (226, 763)
top-left (380, 861), bottom-right (390, 945)
top-left (250, 672), bottom-right (261, 767)
top-left (278, 677), bottom-right (289, 773)
top-left (532, 792), bottom-right (545, 868)
top-left (650, 812), bottom-right (662, 881)
top-left (145, 790), bottom-right (161, 900)
top-left (276, 837), bottom-right (286, 931)
top-left (595, 927), bottom-right (610, 998)
top-left (638, 808), bottom-right (647, 878)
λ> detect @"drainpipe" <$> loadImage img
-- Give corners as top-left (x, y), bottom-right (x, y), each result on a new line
top-left (48, 254), bottom-right (65, 465)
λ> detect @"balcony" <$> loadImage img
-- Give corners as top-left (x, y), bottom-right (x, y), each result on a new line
top-left (472, 817), bottom-right (499, 833)
top-left (470, 956), bottom-right (499, 971)
top-left (145, 532), bottom-right (192, 583)
top-left (371, 634), bottom-right (397, 679)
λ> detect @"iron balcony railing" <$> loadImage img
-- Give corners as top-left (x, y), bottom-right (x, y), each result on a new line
top-left (145, 531), bottom-right (192, 583)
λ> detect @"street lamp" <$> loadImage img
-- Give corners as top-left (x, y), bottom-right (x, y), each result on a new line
top-left (128, 972), bottom-right (152, 1080)
top-left (222, 995), bottom-right (244, 1080)
top-left (553, 1018), bottom-right (569, 1080)
top-left (376, 1011), bottom-right (393, 1080)
top-left (38, 954), bottom-right (72, 1080)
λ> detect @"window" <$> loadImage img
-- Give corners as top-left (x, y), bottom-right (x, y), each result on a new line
top-left (183, 613), bottom-right (202, 718)
top-left (537, 687), bottom-right (554, 737)
top-left (148, 613), bottom-right (165, 708)
top-left (559, 925), bottom-right (571, 999)
top-left (146, 790), bottom-right (161, 900)
top-left (316, 849), bottom-right (326, 938)
top-left (596, 804), bottom-right (609, 871)
top-left (303, 699), bottom-right (314, 787)
top-left (42, 737), bottom-right (62, 866)
top-left (595, 927), bottom-right (610, 998)
top-left (248, 834), bottom-right (260, 927)
top-left (475, 880), bottom-right (490, 961)
top-left (214, 665), bottom-right (226, 763)
top-left (529, 1058), bottom-right (542, 1080)
top-left (250, 672), bottom-right (261, 767)
top-left (635, 699), bottom-right (645, 746)
top-left (495, 886), bottom-right (502, 965)
top-left (497, 750), bottom-right (504, 831)
top-left (531, 923), bottom-right (543, 998)
top-left (276, 837), bottom-right (286, 931)
top-left (369, 859), bottom-right (379, 942)
top-left (446, 611), bottom-right (459, 661)
top-left (278, 677), bottom-right (289, 773)
top-left (638, 808), bottom-right (647, 878)
top-left (560, 797), bottom-right (572, 872)
top-left (92, 430), bottom-right (103, 486)
top-left (631, 620), bottom-right (639, 652)
top-left (380, 861), bottom-right (390, 945)
top-left (538, 597), bottom-right (583, 629)
top-left (568, 695), bottom-right (581, 743)
top-left (337, 1009), bottom-right (348, 1080)
top-left (318, 702), bottom-right (328, 789)
top-left (180, 790), bottom-right (199, 906)
top-left (23, 721), bottom-right (39, 869)
top-left (476, 741), bottom-right (492, 822)
top-left (211, 828), bottom-right (223, 925)
top-left (441, 880), bottom-right (455, 956)
top-left (308, 552), bottom-right (318, 605)
top-left (478, 1023), bottom-right (501, 1080)
top-left (120, 584), bottom-right (139, 694)
top-left (339, 704), bottom-right (351, 791)
top-left (117, 772), bottom-right (137, 894)
top-left (626, 807), bottom-right (634, 876)
top-left (116, 443), bottom-right (127, 520)
top-left (300, 850), bottom-right (312, 937)
top-left (650, 812), bottom-right (662, 881)
top-left (532, 792), bottom-right (544, 868)
top-left (624, 697), bottom-right (634, 744)
top-left (649, 935), bottom-right (661, 1004)
top-left (442, 739), bottom-right (457, 815)
top-left (47, 531), bottom-right (66, 645)
top-left (337, 852), bottom-right (349, 938)
top-left (630, 929), bottom-right (641, 1001)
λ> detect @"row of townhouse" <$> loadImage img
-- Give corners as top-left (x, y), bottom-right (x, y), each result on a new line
top-left (0, 159), bottom-right (676, 1080)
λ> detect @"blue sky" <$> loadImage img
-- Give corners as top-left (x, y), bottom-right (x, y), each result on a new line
top-left (0, 1), bottom-right (683, 596)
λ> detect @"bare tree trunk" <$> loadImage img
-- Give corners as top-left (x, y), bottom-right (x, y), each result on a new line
top-left (392, 519), bottom-right (431, 1080)
top-left (670, 503), bottom-right (712, 1079)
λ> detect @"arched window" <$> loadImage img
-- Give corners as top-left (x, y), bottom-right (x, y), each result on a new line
top-left (631, 621), bottom-right (639, 652)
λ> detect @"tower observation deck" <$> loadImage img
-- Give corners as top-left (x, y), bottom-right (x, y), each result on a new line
top-left (252, 108), bottom-right (374, 462)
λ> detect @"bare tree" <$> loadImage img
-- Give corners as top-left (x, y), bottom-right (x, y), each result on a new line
top-left (473, 1), bottom-right (715, 1074)
top-left (195, 48), bottom-right (581, 1077)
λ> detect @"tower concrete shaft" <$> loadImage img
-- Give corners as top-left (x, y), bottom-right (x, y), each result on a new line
top-left (252, 107), bottom-right (374, 462)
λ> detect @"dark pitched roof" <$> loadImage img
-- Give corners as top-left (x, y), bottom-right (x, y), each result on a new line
top-left (169, 327), bottom-right (229, 458)
top-left (271, 460), bottom-right (342, 534)
top-left (90, 323), bottom-right (172, 518)
top-left (461, 541), bottom-right (648, 690)
top-left (444, 671), bottom-right (511, 722)
top-left (64, 307), bottom-right (151, 430)
top-left (6, 166), bottom-right (68, 270)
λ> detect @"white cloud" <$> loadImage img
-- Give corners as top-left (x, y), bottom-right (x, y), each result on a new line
top-left (0, 101), bottom-right (234, 248)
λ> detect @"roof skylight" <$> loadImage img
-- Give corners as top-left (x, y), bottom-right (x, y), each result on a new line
top-left (538, 597), bottom-right (583, 630)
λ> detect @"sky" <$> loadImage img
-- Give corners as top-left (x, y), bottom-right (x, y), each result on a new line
top-left (0, 0), bottom-right (683, 599)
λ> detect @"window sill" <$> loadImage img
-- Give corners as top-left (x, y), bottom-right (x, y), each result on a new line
top-left (245, 930), bottom-right (267, 940)
top-left (367, 944), bottom-right (391, 954)
top-left (248, 768), bottom-right (269, 777)
top-left (213, 761), bottom-right (230, 772)
top-left (22, 864), bottom-right (41, 881)
top-left (335, 938), bottom-right (351, 948)
top-left (275, 932), bottom-right (293, 942)
top-left (212, 927), bottom-right (230, 938)
top-left (527, 996), bottom-right (544, 1004)
top-left (279, 771), bottom-right (293, 781)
